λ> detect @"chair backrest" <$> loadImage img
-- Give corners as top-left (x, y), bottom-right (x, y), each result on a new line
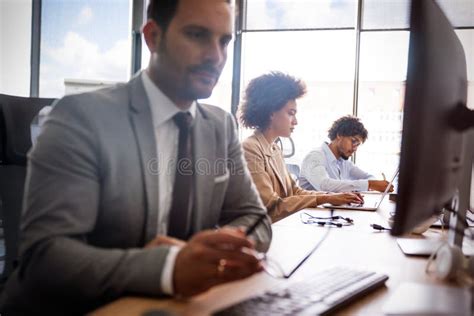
top-left (286, 163), bottom-right (301, 182)
top-left (0, 94), bottom-right (55, 165)
top-left (276, 137), bottom-right (296, 158)
top-left (0, 94), bottom-right (55, 283)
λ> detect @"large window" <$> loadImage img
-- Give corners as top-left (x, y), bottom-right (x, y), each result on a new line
top-left (240, 0), bottom-right (357, 165)
top-left (356, 32), bottom-right (408, 177)
top-left (240, 30), bottom-right (356, 164)
top-left (237, 0), bottom-right (474, 178)
top-left (2, 0), bottom-right (473, 167)
top-left (39, 0), bottom-right (131, 97)
top-left (361, 0), bottom-right (410, 30)
top-left (246, 0), bottom-right (356, 30)
top-left (355, 0), bottom-right (473, 176)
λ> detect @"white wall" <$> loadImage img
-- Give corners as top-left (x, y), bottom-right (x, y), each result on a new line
top-left (0, 0), bottom-right (32, 96)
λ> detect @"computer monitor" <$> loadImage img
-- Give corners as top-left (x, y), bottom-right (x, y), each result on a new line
top-left (391, 0), bottom-right (474, 247)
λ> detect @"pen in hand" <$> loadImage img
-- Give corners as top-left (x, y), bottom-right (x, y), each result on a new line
top-left (213, 213), bottom-right (266, 236)
top-left (214, 215), bottom-right (266, 257)
top-left (244, 214), bottom-right (267, 261)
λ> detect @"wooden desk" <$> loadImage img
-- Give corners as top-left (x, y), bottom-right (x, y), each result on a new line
top-left (90, 200), bottom-right (453, 316)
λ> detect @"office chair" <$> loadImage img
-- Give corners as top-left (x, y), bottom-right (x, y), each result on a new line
top-left (276, 137), bottom-right (295, 158)
top-left (275, 137), bottom-right (300, 181)
top-left (0, 94), bottom-right (55, 287)
top-left (286, 163), bottom-right (301, 182)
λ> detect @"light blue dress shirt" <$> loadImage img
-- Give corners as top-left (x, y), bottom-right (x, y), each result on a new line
top-left (299, 142), bottom-right (375, 192)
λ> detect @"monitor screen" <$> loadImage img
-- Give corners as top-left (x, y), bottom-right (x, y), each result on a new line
top-left (391, 0), bottom-right (471, 236)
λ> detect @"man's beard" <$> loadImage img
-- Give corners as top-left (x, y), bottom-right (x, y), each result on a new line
top-left (158, 40), bottom-right (222, 100)
top-left (338, 145), bottom-right (351, 160)
top-left (186, 63), bottom-right (221, 99)
top-left (155, 43), bottom-right (214, 100)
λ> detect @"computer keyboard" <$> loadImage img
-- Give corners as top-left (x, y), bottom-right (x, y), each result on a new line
top-left (213, 267), bottom-right (389, 316)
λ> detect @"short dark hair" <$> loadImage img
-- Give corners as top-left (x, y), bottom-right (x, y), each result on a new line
top-left (147, 0), bottom-right (179, 31)
top-left (239, 71), bottom-right (306, 131)
top-left (328, 115), bottom-right (368, 141)
top-left (147, 0), bottom-right (230, 31)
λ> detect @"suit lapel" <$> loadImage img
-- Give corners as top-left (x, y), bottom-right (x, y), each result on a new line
top-left (192, 104), bottom-right (215, 232)
top-left (128, 75), bottom-right (158, 242)
top-left (255, 132), bottom-right (287, 195)
top-left (268, 154), bottom-right (288, 195)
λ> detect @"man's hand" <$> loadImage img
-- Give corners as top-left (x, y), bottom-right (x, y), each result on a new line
top-left (173, 228), bottom-right (263, 297)
top-left (368, 180), bottom-right (394, 192)
top-left (325, 192), bottom-right (363, 205)
top-left (144, 235), bottom-right (186, 248)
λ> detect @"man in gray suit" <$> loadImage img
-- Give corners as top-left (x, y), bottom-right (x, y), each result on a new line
top-left (0, 0), bottom-right (271, 314)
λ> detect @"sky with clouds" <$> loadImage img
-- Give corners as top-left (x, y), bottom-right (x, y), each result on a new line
top-left (33, 0), bottom-right (472, 176)
top-left (39, 0), bottom-right (404, 99)
top-left (38, 0), bottom-right (471, 103)
top-left (40, 0), bottom-right (130, 97)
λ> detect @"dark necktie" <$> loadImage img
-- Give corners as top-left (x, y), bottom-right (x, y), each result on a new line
top-left (168, 112), bottom-right (194, 239)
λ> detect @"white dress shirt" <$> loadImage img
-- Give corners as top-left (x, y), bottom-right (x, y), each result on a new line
top-left (299, 142), bottom-right (375, 192)
top-left (141, 71), bottom-right (196, 295)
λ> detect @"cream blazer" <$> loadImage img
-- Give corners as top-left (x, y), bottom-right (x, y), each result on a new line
top-left (242, 131), bottom-right (324, 222)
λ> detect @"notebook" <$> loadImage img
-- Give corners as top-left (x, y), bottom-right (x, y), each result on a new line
top-left (322, 168), bottom-right (399, 211)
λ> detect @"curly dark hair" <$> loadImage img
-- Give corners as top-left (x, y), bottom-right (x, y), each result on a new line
top-left (239, 71), bottom-right (306, 131)
top-left (328, 115), bottom-right (368, 141)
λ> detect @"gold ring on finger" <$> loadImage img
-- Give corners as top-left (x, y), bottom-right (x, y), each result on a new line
top-left (217, 259), bottom-right (227, 276)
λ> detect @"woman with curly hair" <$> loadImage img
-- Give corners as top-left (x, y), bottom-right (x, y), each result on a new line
top-left (239, 72), bottom-right (363, 222)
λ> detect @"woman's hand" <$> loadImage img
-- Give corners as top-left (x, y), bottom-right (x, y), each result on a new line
top-left (324, 192), bottom-right (364, 206)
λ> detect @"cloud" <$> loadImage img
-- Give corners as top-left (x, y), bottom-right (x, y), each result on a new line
top-left (41, 31), bottom-right (130, 97)
top-left (77, 6), bottom-right (93, 25)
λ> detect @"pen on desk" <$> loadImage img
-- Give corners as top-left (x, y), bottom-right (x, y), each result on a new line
top-left (245, 214), bottom-right (266, 236)
top-left (382, 172), bottom-right (386, 181)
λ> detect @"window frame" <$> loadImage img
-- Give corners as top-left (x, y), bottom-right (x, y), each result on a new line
top-left (28, 0), bottom-right (474, 129)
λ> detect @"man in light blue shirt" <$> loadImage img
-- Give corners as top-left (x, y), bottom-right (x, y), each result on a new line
top-left (300, 116), bottom-right (392, 193)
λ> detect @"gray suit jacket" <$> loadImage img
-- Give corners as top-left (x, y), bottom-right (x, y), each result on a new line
top-left (1, 75), bottom-right (271, 314)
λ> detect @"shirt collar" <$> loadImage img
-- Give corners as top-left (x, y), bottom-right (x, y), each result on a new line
top-left (141, 70), bottom-right (196, 128)
top-left (255, 130), bottom-right (279, 157)
top-left (322, 142), bottom-right (339, 164)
